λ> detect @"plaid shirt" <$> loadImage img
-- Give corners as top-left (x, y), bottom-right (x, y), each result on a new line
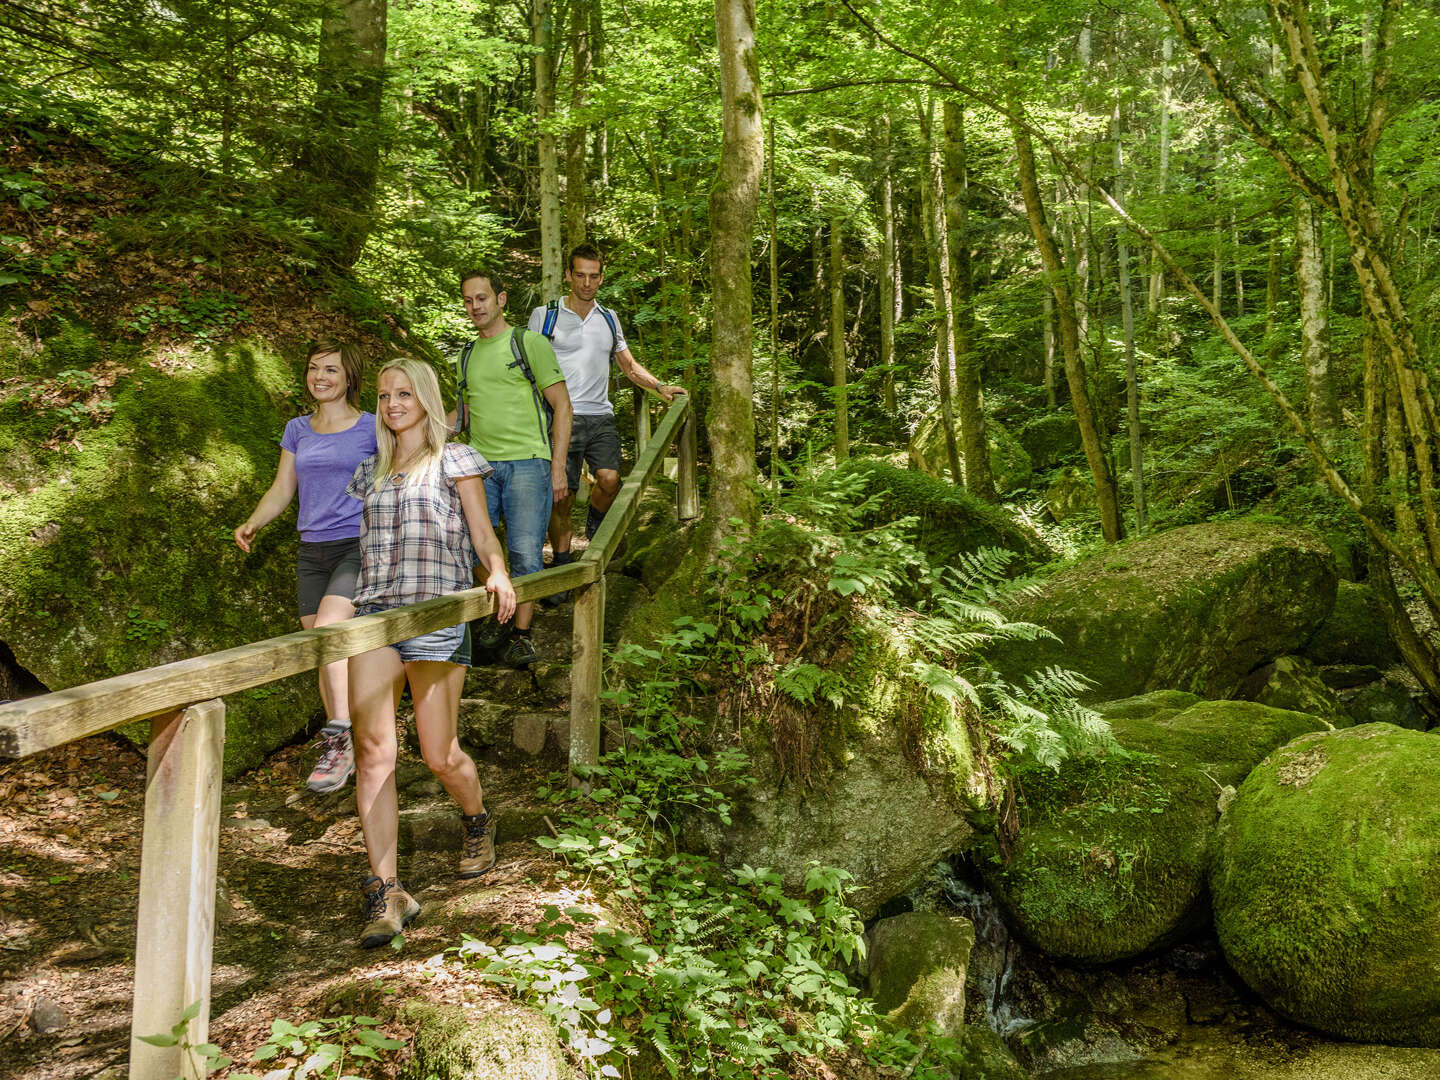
top-left (347, 443), bottom-right (493, 609)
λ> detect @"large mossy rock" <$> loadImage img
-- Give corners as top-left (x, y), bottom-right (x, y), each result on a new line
top-left (0, 334), bottom-right (321, 774)
top-left (1240, 655), bottom-right (1351, 729)
top-left (868, 911), bottom-right (974, 1035)
top-left (398, 1000), bottom-right (576, 1080)
top-left (837, 459), bottom-right (1051, 570)
top-left (908, 410), bottom-right (1034, 493)
top-left (1211, 724), bottom-right (1440, 1045)
top-left (1300, 580), bottom-right (1397, 668)
top-left (990, 521), bottom-right (1338, 701)
top-left (1018, 412), bottom-right (1082, 471)
top-left (983, 694), bottom-right (1327, 965)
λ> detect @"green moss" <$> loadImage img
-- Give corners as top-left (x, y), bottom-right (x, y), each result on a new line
top-left (1301, 580), bottom-right (1397, 668)
top-left (868, 911), bottom-right (974, 1035)
top-left (836, 458), bottom-right (1050, 569)
top-left (0, 335), bottom-right (318, 774)
top-left (397, 1000), bottom-right (576, 1080)
top-left (1212, 724), bottom-right (1440, 1046)
top-left (984, 697), bottom-right (1327, 964)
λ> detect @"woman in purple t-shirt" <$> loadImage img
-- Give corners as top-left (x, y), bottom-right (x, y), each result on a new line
top-left (234, 342), bottom-right (378, 794)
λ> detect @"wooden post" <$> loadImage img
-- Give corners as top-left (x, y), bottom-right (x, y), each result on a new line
top-left (633, 385), bottom-right (651, 455)
top-left (130, 700), bottom-right (225, 1080)
top-left (677, 408), bottom-right (699, 520)
top-left (569, 574), bottom-right (606, 778)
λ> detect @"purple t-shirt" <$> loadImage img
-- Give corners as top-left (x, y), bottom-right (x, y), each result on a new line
top-left (280, 413), bottom-right (379, 542)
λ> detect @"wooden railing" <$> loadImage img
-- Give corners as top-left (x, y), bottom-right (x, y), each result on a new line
top-left (0, 396), bottom-right (697, 1080)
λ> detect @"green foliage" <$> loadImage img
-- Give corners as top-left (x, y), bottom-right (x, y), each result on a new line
top-left (136, 999), bottom-right (232, 1077)
top-left (226, 1015), bottom-right (405, 1080)
top-left (123, 289), bottom-right (253, 345)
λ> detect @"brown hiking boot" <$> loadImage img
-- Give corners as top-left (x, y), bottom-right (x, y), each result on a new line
top-left (359, 876), bottom-right (420, 949)
top-left (458, 811), bottom-right (498, 878)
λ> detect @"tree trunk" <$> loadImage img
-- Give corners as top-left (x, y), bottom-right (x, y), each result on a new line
top-left (296, 0), bottom-right (387, 268)
top-left (532, 0), bottom-right (562, 298)
top-left (878, 113), bottom-right (897, 415)
top-left (1114, 103), bottom-right (1147, 534)
top-left (591, 0), bottom-right (608, 185)
top-left (944, 99), bottom-right (996, 501)
top-left (708, 0), bottom-right (763, 534)
top-left (1147, 34), bottom-right (1172, 329)
top-left (769, 97), bottom-right (781, 483)
top-left (564, 0), bottom-right (592, 252)
top-left (829, 130), bottom-right (849, 462)
top-left (918, 97), bottom-right (963, 486)
top-left (1295, 195), bottom-right (1337, 442)
top-left (1043, 288), bottom-right (1057, 408)
top-left (1011, 109), bottom-right (1124, 541)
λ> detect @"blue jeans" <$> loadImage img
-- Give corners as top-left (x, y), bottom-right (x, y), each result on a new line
top-left (483, 458), bottom-right (553, 578)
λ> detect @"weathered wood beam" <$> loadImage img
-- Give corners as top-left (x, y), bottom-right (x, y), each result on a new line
top-left (569, 573), bottom-right (606, 772)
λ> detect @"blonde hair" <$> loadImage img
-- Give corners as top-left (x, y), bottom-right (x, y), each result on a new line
top-left (372, 357), bottom-right (451, 489)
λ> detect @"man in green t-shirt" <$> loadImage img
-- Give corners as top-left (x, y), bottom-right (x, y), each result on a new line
top-left (449, 267), bottom-right (573, 667)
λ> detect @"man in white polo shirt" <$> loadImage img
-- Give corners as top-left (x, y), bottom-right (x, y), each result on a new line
top-left (530, 242), bottom-right (685, 581)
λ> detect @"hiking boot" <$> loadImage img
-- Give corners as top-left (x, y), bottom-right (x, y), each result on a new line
top-left (458, 811), bottom-right (498, 878)
top-left (358, 876), bottom-right (420, 949)
top-left (306, 725), bottom-right (354, 794)
top-left (470, 616), bottom-right (512, 664)
top-left (501, 634), bottom-right (538, 669)
top-left (540, 551), bottom-right (574, 608)
top-left (585, 503), bottom-right (606, 540)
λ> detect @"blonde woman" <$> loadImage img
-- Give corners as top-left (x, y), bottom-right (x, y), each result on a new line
top-left (345, 357), bottom-right (516, 948)
top-left (235, 342), bottom-right (376, 793)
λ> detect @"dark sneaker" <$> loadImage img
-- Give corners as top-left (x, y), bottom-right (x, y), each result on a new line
top-left (359, 876), bottom-right (420, 949)
top-left (540, 551), bottom-right (574, 609)
top-left (585, 504), bottom-right (606, 540)
top-left (470, 616), bottom-right (512, 664)
top-left (501, 634), bottom-right (538, 669)
top-left (458, 811), bottom-right (498, 878)
top-left (307, 726), bottom-right (354, 793)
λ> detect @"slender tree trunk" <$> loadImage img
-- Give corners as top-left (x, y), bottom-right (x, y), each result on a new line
top-left (296, 0), bottom-right (387, 267)
top-left (1147, 34), bottom-right (1172, 329)
top-left (532, 0), bottom-right (562, 297)
top-left (708, 0), bottom-right (763, 534)
top-left (1114, 103), bottom-right (1147, 534)
top-left (1043, 289), bottom-right (1057, 408)
top-left (1232, 219), bottom-right (1244, 317)
top-left (918, 98), bottom-right (963, 486)
top-left (878, 113), bottom-right (898, 414)
top-left (944, 99), bottom-right (996, 501)
top-left (769, 98), bottom-right (781, 484)
top-left (1295, 195), bottom-right (1337, 442)
top-left (1264, 229), bottom-right (1282, 361)
top-left (829, 130), bottom-right (848, 461)
top-left (564, 0), bottom-right (592, 252)
top-left (591, 0), bottom-right (608, 185)
top-left (1211, 141), bottom-right (1223, 313)
top-left (1011, 109), bottom-right (1124, 541)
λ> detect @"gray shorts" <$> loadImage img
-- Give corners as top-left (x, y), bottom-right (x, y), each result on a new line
top-left (566, 412), bottom-right (623, 492)
top-left (296, 537), bottom-right (361, 617)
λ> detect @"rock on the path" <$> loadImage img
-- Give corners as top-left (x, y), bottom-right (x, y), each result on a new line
top-left (990, 521), bottom-right (1337, 701)
top-left (399, 999), bottom-right (577, 1079)
top-left (984, 695), bottom-right (1327, 964)
top-left (30, 996), bottom-right (66, 1033)
top-left (1211, 724), bottom-right (1440, 1045)
top-left (868, 911), bottom-right (974, 1036)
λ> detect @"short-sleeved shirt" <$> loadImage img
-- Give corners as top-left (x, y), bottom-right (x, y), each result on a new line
top-left (346, 443), bottom-right (493, 609)
top-left (280, 413), bottom-right (378, 542)
top-left (457, 329), bottom-right (565, 461)
top-left (528, 299), bottom-right (628, 417)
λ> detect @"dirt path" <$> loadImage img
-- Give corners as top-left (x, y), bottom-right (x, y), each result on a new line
top-left (0, 615), bottom-right (588, 1080)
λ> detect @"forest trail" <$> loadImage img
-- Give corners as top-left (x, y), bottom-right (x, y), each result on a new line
top-left (0, 612), bottom-right (593, 1080)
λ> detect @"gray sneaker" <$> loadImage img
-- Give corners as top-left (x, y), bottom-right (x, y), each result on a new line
top-left (458, 812), bottom-right (498, 878)
top-left (501, 634), bottom-right (538, 669)
top-left (359, 876), bottom-right (420, 949)
top-left (307, 726), bottom-right (354, 793)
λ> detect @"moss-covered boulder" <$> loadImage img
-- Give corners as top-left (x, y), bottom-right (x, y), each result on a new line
top-left (1018, 412), bottom-right (1082, 471)
top-left (397, 1000), bottom-right (576, 1079)
top-left (837, 459), bottom-right (1052, 570)
top-left (990, 521), bottom-right (1338, 701)
top-left (868, 911), bottom-right (974, 1035)
top-left (1044, 467), bottom-right (1096, 523)
top-left (1240, 655), bottom-right (1350, 729)
top-left (1300, 580), bottom-right (1397, 668)
top-left (1344, 678), bottom-right (1428, 731)
top-left (1211, 724), bottom-right (1440, 1045)
top-left (908, 410), bottom-right (1034, 494)
top-left (0, 333), bottom-right (322, 774)
top-left (983, 695), bottom-right (1327, 965)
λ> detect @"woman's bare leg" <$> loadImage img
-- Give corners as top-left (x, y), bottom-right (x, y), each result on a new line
top-left (407, 661), bottom-right (484, 816)
top-left (349, 646), bottom-right (406, 880)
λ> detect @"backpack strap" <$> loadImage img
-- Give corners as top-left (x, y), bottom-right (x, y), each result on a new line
top-left (595, 303), bottom-right (620, 363)
top-left (541, 300), bottom-right (560, 340)
top-left (454, 340), bottom-right (476, 438)
top-left (508, 329), bottom-right (554, 450)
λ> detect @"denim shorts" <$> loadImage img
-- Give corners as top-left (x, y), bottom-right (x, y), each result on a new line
top-left (482, 457), bottom-right (553, 577)
top-left (566, 413), bottom-right (623, 492)
top-left (355, 603), bottom-right (472, 665)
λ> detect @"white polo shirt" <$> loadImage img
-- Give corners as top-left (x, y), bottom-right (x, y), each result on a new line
top-left (528, 297), bottom-right (629, 417)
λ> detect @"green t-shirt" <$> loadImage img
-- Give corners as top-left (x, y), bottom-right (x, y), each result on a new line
top-left (458, 328), bottom-right (565, 462)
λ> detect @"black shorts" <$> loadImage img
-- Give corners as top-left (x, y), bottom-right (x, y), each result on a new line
top-left (566, 412), bottom-right (623, 492)
top-left (296, 537), bottom-right (362, 617)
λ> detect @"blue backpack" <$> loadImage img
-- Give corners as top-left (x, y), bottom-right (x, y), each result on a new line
top-left (540, 299), bottom-right (620, 363)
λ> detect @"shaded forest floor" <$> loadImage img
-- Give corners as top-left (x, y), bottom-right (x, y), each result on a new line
top-left (0, 611), bottom-right (590, 1080)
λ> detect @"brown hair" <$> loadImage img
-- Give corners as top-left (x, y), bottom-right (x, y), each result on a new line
top-left (305, 342), bottom-right (365, 409)
top-left (460, 267), bottom-right (505, 296)
top-left (567, 241), bottom-right (604, 273)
